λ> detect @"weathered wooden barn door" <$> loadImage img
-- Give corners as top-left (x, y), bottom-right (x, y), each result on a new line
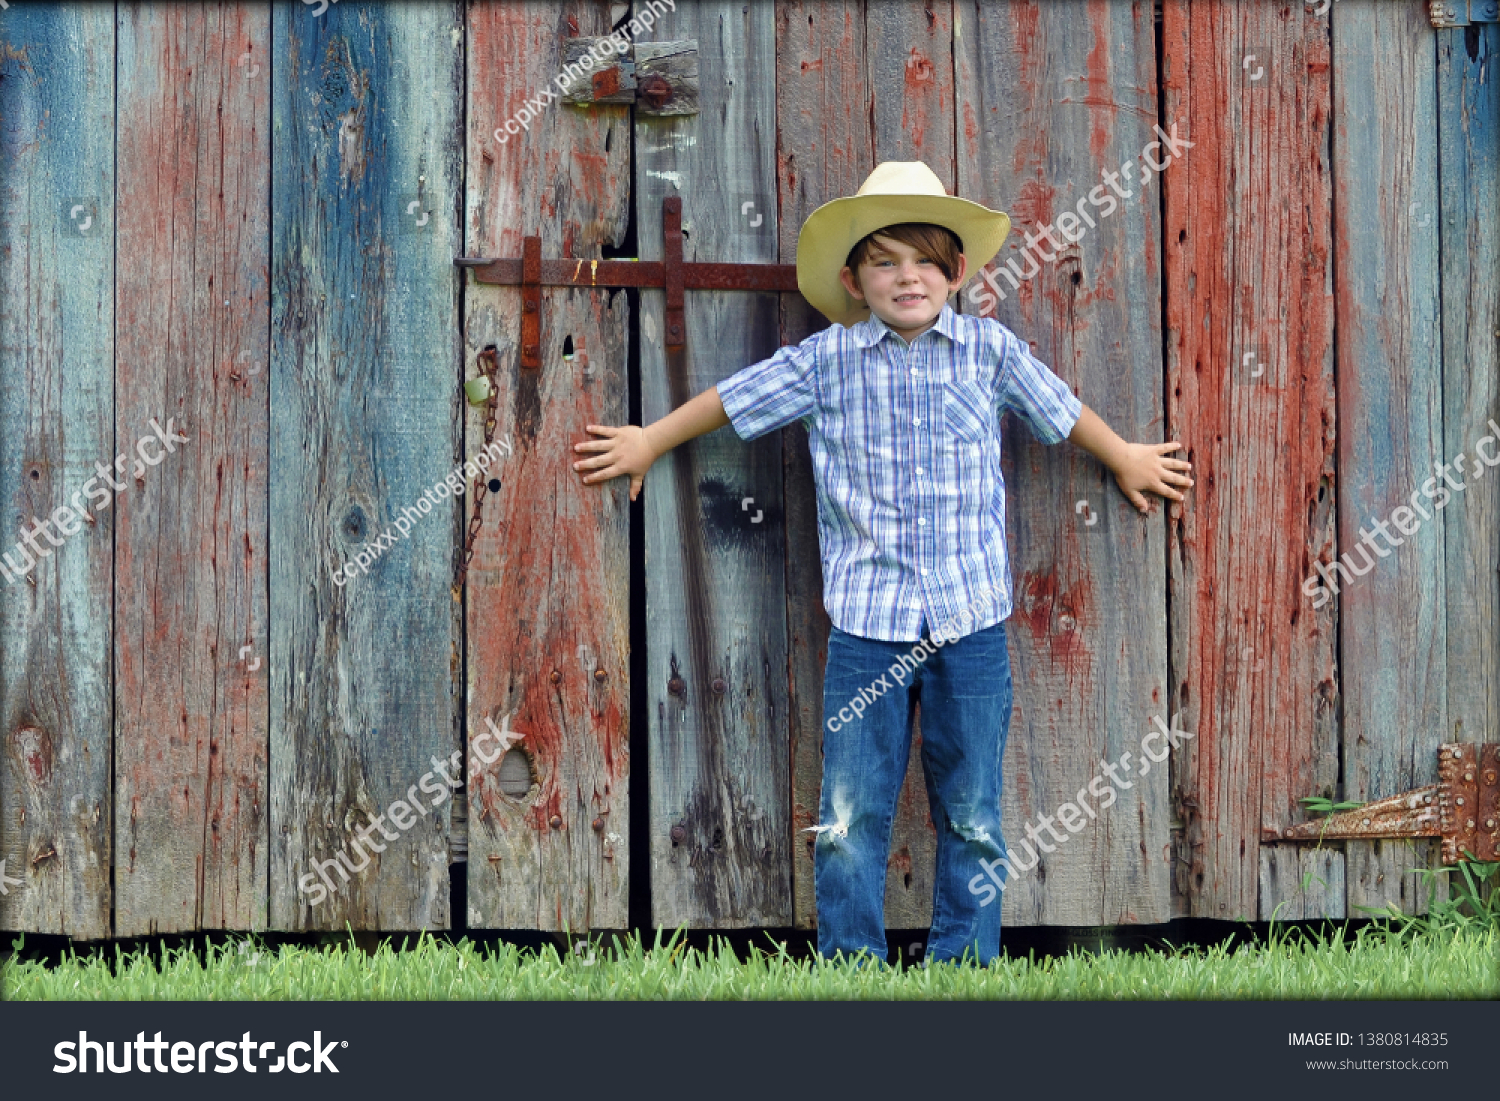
top-left (1164, 0), bottom-right (1498, 924)
top-left (4, 0), bottom-right (1494, 941)
top-left (463, 3), bottom-right (632, 931)
top-left (779, 0), bottom-right (1170, 931)
top-left (637, 4), bottom-right (791, 930)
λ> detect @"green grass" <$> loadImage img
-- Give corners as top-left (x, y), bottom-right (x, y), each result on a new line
top-left (7, 861), bottom-right (1495, 1001)
top-left (4, 924), bottom-right (1493, 1001)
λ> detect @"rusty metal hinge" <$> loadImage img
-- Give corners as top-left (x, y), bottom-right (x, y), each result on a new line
top-left (456, 197), bottom-right (798, 368)
top-left (1277, 743), bottom-right (1500, 863)
top-left (1430, 0), bottom-right (1500, 27)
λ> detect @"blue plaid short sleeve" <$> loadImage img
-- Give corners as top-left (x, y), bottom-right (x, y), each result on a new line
top-left (717, 329), bottom-right (823, 442)
top-left (996, 324), bottom-right (1082, 445)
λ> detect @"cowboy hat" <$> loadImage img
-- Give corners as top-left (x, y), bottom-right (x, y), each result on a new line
top-left (795, 161), bottom-right (1011, 328)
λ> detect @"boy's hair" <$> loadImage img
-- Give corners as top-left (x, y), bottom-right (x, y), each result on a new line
top-left (843, 222), bottom-right (964, 292)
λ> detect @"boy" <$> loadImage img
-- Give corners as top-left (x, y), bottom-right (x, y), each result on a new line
top-left (572, 162), bottom-right (1192, 965)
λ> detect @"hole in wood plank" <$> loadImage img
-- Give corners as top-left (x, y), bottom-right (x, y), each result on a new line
top-left (563, 334), bottom-right (574, 360)
top-left (488, 478), bottom-right (501, 493)
top-left (497, 748), bottom-right (533, 798)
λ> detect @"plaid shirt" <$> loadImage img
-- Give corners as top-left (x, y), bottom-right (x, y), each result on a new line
top-left (717, 303), bottom-right (1082, 642)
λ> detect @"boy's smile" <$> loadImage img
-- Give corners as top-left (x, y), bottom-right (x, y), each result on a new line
top-left (838, 234), bottom-right (969, 342)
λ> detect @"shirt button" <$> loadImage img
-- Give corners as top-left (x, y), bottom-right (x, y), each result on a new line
top-left (910, 368), bottom-right (920, 376)
top-left (918, 518), bottom-right (927, 526)
top-left (921, 568), bottom-right (930, 577)
top-left (915, 467), bottom-right (924, 475)
top-left (913, 418), bottom-right (921, 427)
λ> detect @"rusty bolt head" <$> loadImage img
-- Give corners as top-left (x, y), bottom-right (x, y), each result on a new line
top-left (592, 816), bottom-right (605, 831)
top-left (524, 300), bottom-right (537, 313)
top-left (638, 74), bottom-right (672, 108)
top-left (711, 677), bottom-right (727, 695)
top-left (670, 824), bottom-right (686, 843)
top-left (550, 815), bottom-right (563, 829)
top-left (550, 669), bottom-right (562, 684)
top-left (593, 669), bottom-right (608, 683)
top-left (668, 675), bottom-right (687, 698)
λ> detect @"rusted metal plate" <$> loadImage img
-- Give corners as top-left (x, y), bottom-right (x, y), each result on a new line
top-left (1478, 745), bottom-right (1500, 860)
top-left (1439, 744), bottom-right (1480, 864)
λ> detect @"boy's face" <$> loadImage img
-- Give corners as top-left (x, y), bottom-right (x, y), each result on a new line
top-left (838, 233), bottom-right (968, 341)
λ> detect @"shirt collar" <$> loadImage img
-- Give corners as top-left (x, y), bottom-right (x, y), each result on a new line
top-left (851, 302), bottom-right (967, 349)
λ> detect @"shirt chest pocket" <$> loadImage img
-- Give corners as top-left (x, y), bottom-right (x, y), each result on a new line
top-left (943, 381), bottom-right (994, 444)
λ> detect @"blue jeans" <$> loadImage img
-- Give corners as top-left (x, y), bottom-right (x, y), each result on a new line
top-left (814, 619), bottom-right (1012, 966)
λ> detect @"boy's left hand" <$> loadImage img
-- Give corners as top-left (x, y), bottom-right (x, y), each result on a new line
top-left (1113, 442), bottom-right (1193, 513)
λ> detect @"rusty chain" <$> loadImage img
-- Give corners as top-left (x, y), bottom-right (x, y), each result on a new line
top-left (454, 345), bottom-right (500, 597)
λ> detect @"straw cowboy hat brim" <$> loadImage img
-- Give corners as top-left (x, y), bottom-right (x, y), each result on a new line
top-left (796, 162), bottom-right (1011, 328)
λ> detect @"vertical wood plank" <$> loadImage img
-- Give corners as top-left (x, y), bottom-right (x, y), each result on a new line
top-left (1439, 24), bottom-right (1499, 750)
top-left (777, 0), bottom-right (956, 932)
top-left (1333, 0), bottom-right (1446, 917)
top-left (777, 0), bottom-right (871, 931)
top-left (642, 0), bottom-right (790, 928)
top-left (0, 3), bottom-right (115, 939)
top-left (1258, 844), bottom-right (1345, 922)
top-left (1160, 1), bottom-right (1338, 921)
top-left (113, 2), bottom-right (270, 936)
top-left (464, 2), bottom-right (631, 931)
top-left (269, 0), bottom-right (464, 931)
top-left (956, 0), bottom-right (1169, 926)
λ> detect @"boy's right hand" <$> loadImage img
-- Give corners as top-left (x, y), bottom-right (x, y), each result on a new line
top-left (573, 424), bottom-right (656, 502)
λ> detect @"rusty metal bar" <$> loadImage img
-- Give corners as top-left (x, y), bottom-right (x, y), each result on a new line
top-left (520, 235), bottom-right (541, 369)
top-left (1277, 742), bottom-right (1500, 864)
top-left (454, 256), bottom-right (798, 292)
top-left (1277, 785), bottom-right (1442, 843)
top-left (662, 195), bottom-right (686, 349)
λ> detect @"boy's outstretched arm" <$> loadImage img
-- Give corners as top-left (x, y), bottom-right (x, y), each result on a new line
top-left (1067, 403), bottom-right (1193, 514)
top-left (572, 386), bottom-right (731, 502)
